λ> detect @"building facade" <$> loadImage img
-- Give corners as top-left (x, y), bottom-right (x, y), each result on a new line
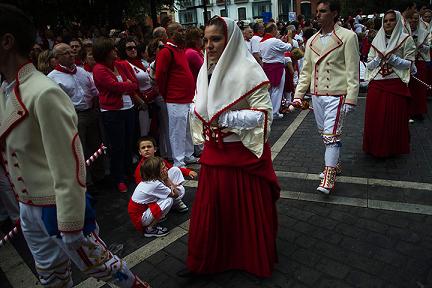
top-left (175, 0), bottom-right (318, 26)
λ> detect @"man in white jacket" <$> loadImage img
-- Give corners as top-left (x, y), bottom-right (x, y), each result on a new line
top-left (294, 0), bottom-right (359, 195)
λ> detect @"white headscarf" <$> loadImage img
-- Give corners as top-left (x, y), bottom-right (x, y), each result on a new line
top-left (194, 17), bottom-right (269, 123)
top-left (415, 15), bottom-right (430, 47)
top-left (372, 10), bottom-right (409, 57)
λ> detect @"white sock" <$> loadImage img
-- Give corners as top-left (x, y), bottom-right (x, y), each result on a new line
top-left (325, 143), bottom-right (340, 167)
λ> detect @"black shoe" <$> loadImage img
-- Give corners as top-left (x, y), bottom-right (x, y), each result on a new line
top-left (176, 268), bottom-right (198, 278)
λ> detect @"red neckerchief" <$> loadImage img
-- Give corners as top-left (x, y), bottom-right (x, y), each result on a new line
top-left (75, 59), bottom-right (82, 66)
top-left (54, 64), bottom-right (77, 74)
top-left (128, 58), bottom-right (146, 71)
top-left (253, 32), bottom-right (261, 37)
top-left (260, 33), bottom-right (274, 42)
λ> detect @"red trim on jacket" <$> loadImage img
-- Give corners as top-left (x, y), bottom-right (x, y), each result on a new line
top-left (92, 60), bottom-right (138, 110)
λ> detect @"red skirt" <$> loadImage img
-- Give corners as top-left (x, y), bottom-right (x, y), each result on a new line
top-left (363, 79), bottom-right (411, 157)
top-left (409, 60), bottom-right (428, 116)
top-left (187, 141), bottom-right (280, 277)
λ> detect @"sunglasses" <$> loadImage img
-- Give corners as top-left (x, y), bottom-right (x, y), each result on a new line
top-left (126, 46), bottom-right (137, 51)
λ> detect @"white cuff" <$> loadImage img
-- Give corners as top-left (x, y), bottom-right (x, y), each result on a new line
top-left (218, 110), bottom-right (264, 130)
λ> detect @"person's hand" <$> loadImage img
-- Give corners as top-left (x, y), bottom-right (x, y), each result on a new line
top-left (411, 63), bottom-right (418, 75)
top-left (188, 171), bottom-right (198, 179)
top-left (61, 231), bottom-right (86, 251)
top-left (291, 98), bottom-right (303, 108)
top-left (342, 103), bottom-right (355, 114)
top-left (170, 185), bottom-right (179, 198)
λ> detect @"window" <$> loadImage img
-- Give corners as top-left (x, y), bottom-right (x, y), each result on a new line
top-left (252, 1), bottom-right (271, 18)
top-left (220, 9), bottom-right (227, 17)
top-left (179, 10), bottom-right (197, 24)
top-left (203, 11), bottom-right (211, 23)
top-left (238, 7), bottom-right (246, 20)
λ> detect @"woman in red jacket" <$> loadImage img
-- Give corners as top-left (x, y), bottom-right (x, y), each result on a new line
top-left (92, 38), bottom-right (142, 193)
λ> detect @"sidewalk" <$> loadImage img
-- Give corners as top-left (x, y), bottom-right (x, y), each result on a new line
top-left (1, 98), bottom-right (431, 288)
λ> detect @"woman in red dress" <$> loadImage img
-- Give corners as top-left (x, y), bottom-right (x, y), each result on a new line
top-left (186, 16), bottom-right (280, 278)
top-left (363, 10), bottom-right (416, 157)
top-left (408, 11), bottom-right (430, 121)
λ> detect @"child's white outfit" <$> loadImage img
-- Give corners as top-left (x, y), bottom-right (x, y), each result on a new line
top-left (128, 167), bottom-right (185, 233)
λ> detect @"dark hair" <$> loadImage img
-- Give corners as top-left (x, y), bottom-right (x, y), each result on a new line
top-left (264, 23), bottom-right (277, 34)
top-left (317, 0), bottom-right (341, 23)
top-left (69, 38), bottom-right (82, 46)
top-left (0, 4), bottom-right (36, 57)
top-left (252, 22), bottom-right (264, 33)
top-left (303, 28), bottom-right (317, 41)
top-left (147, 38), bottom-right (162, 60)
top-left (92, 38), bottom-right (115, 63)
top-left (117, 36), bottom-right (137, 60)
top-left (137, 136), bottom-right (157, 150)
top-left (140, 156), bottom-right (163, 181)
top-left (185, 26), bottom-right (202, 48)
top-left (207, 16), bottom-right (226, 32)
top-left (399, 1), bottom-right (416, 12)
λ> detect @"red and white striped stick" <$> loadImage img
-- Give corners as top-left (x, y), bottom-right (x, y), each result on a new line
top-left (0, 220), bottom-right (20, 248)
top-left (412, 75), bottom-right (432, 90)
top-left (85, 144), bottom-right (107, 166)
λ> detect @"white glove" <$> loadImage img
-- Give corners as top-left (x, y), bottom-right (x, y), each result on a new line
top-left (342, 103), bottom-right (355, 114)
top-left (387, 54), bottom-right (411, 69)
top-left (61, 231), bottom-right (86, 250)
top-left (366, 55), bottom-right (382, 70)
top-left (411, 63), bottom-right (418, 75)
top-left (218, 110), bottom-right (264, 130)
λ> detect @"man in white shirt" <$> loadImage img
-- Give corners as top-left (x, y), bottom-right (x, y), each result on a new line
top-left (260, 23), bottom-right (292, 119)
top-left (48, 43), bottom-right (105, 187)
top-left (243, 26), bottom-right (254, 54)
top-left (251, 22), bottom-right (265, 66)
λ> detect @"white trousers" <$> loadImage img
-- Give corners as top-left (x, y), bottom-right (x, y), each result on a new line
top-left (166, 103), bottom-right (194, 167)
top-left (0, 165), bottom-right (19, 222)
top-left (154, 96), bottom-right (172, 159)
top-left (311, 95), bottom-right (345, 167)
top-left (141, 167), bottom-right (185, 226)
top-left (269, 70), bottom-right (286, 116)
top-left (19, 203), bottom-right (136, 288)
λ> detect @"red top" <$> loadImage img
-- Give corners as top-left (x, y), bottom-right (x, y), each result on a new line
top-left (134, 157), bottom-right (193, 184)
top-left (155, 42), bottom-right (195, 104)
top-left (93, 60), bottom-right (138, 110)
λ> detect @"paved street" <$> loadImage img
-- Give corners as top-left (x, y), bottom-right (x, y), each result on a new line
top-left (1, 97), bottom-right (432, 288)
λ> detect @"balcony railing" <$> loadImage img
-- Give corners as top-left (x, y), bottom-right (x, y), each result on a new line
top-left (234, 0), bottom-right (248, 3)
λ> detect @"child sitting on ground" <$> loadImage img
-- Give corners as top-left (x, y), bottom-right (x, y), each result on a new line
top-left (128, 156), bottom-right (186, 237)
top-left (134, 136), bottom-right (197, 212)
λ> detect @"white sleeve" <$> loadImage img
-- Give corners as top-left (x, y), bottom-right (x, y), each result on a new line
top-left (147, 181), bottom-right (172, 199)
top-left (275, 39), bottom-right (292, 52)
top-left (218, 110), bottom-right (265, 130)
top-left (250, 38), bottom-right (260, 54)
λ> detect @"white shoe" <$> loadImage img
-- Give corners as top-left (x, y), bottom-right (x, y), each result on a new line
top-left (317, 186), bottom-right (331, 195)
top-left (409, 119), bottom-right (414, 123)
top-left (273, 113), bottom-right (284, 119)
